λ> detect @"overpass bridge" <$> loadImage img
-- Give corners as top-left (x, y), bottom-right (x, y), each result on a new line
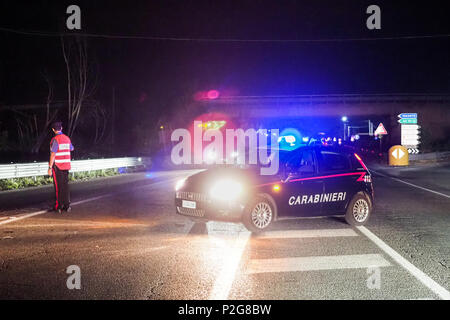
top-left (196, 93), bottom-right (450, 151)
top-left (200, 93), bottom-right (450, 118)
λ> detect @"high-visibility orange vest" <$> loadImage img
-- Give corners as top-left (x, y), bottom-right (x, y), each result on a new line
top-left (51, 134), bottom-right (72, 170)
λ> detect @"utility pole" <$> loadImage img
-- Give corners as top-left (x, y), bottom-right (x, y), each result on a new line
top-left (379, 135), bottom-right (383, 154)
top-left (111, 86), bottom-right (116, 155)
top-left (343, 122), bottom-right (346, 140)
top-left (112, 86), bottom-right (116, 144)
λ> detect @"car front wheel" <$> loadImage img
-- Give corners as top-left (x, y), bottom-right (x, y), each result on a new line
top-left (345, 192), bottom-right (372, 226)
top-left (242, 196), bottom-right (274, 233)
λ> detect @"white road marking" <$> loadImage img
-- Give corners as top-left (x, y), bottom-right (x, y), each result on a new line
top-left (0, 175), bottom-right (181, 227)
top-left (208, 222), bottom-right (251, 300)
top-left (371, 169), bottom-right (450, 199)
top-left (0, 194), bottom-right (113, 227)
top-left (357, 226), bottom-right (450, 300)
top-left (0, 210), bottom-right (48, 226)
top-left (257, 228), bottom-right (358, 239)
top-left (246, 253), bottom-right (391, 274)
top-left (0, 194), bottom-right (112, 227)
top-left (71, 195), bottom-right (111, 206)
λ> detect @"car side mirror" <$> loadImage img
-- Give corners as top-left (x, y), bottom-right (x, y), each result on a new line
top-left (281, 164), bottom-right (292, 181)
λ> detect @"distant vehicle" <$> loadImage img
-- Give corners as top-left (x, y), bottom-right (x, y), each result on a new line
top-left (174, 146), bottom-right (374, 233)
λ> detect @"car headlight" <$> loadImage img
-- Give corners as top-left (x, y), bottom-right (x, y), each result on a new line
top-left (175, 178), bottom-right (186, 191)
top-left (210, 179), bottom-right (243, 201)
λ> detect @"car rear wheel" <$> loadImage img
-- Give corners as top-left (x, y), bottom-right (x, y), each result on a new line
top-left (242, 196), bottom-right (274, 233)
top-left (345, 192), bottom-right (372, 226)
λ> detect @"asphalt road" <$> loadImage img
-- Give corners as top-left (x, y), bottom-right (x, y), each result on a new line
top-left (0, 164), bottom-right (449, 300)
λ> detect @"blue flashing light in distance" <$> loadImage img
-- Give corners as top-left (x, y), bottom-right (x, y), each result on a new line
top-left (279, 128), bottom-right (302, 151)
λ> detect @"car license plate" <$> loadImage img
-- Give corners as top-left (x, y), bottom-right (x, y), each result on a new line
top-left (182, 200), bottom-right (196, 209)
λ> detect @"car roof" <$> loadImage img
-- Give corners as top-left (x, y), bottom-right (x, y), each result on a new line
top-left (275, 145), bottom-right (355, 155)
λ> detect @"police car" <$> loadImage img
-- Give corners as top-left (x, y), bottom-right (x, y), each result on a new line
top-left (175, 146), bottom-right (373, 233)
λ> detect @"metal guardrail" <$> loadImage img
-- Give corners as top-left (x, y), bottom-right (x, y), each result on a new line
top-left (0, 157), bottom-right (146, 179)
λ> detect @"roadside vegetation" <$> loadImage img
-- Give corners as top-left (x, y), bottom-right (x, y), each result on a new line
top-left (0, 168), bottom-right (120, 191)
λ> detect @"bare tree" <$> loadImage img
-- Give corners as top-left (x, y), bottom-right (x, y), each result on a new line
top-left (91, 102), bottom-right (108, 145)
top-left (11, 72), bottom-right (57, 154)
top-left (30, 71), bottom-right (58, 153)
top-left (9, 105), bottom-right (35, 152)
top-left (61, 36), bottom-right (97, 138)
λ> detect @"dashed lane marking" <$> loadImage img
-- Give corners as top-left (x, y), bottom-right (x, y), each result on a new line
top-left (257, 228), bottom-right (358, 239)
top-left (246, 253), bottom-right (391, 274)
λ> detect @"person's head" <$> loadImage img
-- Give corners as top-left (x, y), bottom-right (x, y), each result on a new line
top-left (52, 121), bottom-right (62, 134)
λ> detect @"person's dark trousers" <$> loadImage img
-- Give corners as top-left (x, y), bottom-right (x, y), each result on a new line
top-left (52, 165), bottom-right (70, 210)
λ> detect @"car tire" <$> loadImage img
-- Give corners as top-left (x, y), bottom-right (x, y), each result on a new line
top-left (242, 195), bottom-right (274, 233)
top-left (345, 192), bottom-right (372, 226)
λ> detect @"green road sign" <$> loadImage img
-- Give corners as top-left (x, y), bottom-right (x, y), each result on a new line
top-left (398, 118), bottom-right (417, 124)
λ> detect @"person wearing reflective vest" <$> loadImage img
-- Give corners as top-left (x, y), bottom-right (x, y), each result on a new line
top-left (48, 121), bottom-right (74, 213)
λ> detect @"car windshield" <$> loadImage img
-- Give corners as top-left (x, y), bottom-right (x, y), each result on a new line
top-left (213, 149), bottom-right (298, 175)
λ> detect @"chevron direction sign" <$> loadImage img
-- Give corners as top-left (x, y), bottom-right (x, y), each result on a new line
top-left (408, 148), bottom-right (419, 154)
top-left (389, 145), bottom-right (409, 166)
top-left (392, 147), bottom-right (406, 159)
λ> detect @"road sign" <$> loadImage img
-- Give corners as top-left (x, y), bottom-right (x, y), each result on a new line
top-left (402, 135), bottom-right (420, 141)
top-left (398, 113), bottom-right (417, 119)
top-left (401, 136), bottom-right (420, 143)
top-left (402, 139), bottom-right (420, 146)
top-left (392, 148), bottom-right (405, 159)
top-left (401, 124), bottom-right (420, 130)
top-left (389, 145), bottom-right (409, 166)
top-left (401, 121), bottom-right (421, 147)
top-left (401, 132), bottom-right (420, 138)
top-left (401, 128), bottom-right (420, 135)
top-left (374, 123), bottom-right (388, 135)
top-left (398, 112), bottom-right (420, 155)
top-left (398, 118), bottom-right (417, 124)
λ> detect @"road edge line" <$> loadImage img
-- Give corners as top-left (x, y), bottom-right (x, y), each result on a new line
top-left (0, 210), bottom-right (48, 226)
top-left (357, 226), bottom-right (450, 300)
top-left (371, 169), bottom-right (450, 199)
top-left (0, 193), bottom-right (113, 227)
top-left (0, 175), bottom-right (182, 227)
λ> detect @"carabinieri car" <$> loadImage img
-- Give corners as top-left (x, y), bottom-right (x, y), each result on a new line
top-left (174, 146), bottom-right (374, 233)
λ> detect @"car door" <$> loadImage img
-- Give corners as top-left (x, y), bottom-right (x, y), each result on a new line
top-left (279, 149), bottom-right (324, 218)
top-left (316, 150), bottom-right (353, 215)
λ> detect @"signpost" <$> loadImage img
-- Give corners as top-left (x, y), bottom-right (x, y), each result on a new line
top-left (374, 123), bottom-right (388, 154)
top-left (398, 113), bottom-right (420, 154)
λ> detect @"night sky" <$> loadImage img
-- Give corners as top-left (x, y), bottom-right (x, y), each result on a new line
top-left (1, 0), bottom-right (450, 107)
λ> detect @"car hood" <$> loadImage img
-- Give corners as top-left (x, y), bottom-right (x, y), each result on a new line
top-left (182, 167), bottom-right (281, 194)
